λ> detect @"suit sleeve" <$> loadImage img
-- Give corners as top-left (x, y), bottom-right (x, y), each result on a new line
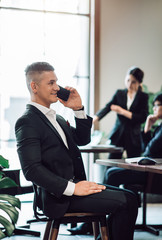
top-left (72, 116), bottom-right (92, 146)
top-left (143, 126), bottom-right (162, 157)
top-left (95, 90), bottom-right (119, 120)
top-left (57, 114), bottom-right (92, 146)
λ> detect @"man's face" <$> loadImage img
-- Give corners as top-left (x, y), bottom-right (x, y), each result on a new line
top-left (32, 71), bottom-right (60, 108)
top-left (153, 100), bottom-right (162, 119)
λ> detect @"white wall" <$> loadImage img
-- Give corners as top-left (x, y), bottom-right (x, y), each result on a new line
top-left (98, 0), bottom-right (162, 136)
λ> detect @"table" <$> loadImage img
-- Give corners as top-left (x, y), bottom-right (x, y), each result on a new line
top-left (79, 145), bottom-right (123, 181)
top-left (79, 145), bottom-right (123, 154)
top-left (96, 158), bottom-right (162, 235)
top-left (95, 158), bottom-right (162, 174)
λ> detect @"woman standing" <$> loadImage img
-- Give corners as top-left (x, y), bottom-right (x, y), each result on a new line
top-left (93, 66), bottom-right (149, 158)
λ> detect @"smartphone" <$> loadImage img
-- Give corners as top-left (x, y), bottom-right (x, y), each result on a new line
top-left (57, 86), bottom-right (70, 101)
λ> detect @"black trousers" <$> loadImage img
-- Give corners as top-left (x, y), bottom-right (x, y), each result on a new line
top-left (104, 167), bottom-right (147, 187)
top-left (67, 185), bottom-right (138, 240)
top-left (109, 129), bottom-right (142, 159)
top-left (104, 167), bottom-right (162, 195)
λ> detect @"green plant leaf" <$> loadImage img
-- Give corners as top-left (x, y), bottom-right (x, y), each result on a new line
top-left (0, 177), bottom-right (18, 189)
top-left (0, 156), bottom-right (21, 238)
top-left (0, 194), bottom-right (21, 209)
top-left (0, 156), bottom-right (9, 169)
top-left (0, 172), bottom-right (4, 180)
top-left (0, 215), bottom-right (15, 237)
top-left (0, 229), bottom-right (6, 239)
top-left (0, 203), bottom-right (19, 224)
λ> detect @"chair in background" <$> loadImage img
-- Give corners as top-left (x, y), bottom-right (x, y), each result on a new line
top-left (33, 184), bottom-right (109, 240)
top-left (126, 175), bottom-right (162, 236)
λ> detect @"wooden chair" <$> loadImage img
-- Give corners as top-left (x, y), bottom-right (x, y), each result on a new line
top-left (42, 212), bottom-right (108, 240)
top-left (33, 185), bottom-right (109, 240)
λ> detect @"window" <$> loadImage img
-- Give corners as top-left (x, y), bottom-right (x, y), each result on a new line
top-left (0, 0), bottom-right (94, 168)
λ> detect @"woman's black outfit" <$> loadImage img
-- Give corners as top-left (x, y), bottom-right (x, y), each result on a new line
top-left (96, 88), bottom-right (148, 158)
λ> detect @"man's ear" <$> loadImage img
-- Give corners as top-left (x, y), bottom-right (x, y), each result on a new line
top-left (30, 81), bottom-right (37, 93)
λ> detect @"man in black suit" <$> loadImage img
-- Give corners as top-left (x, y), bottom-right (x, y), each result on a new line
top-left (15, 62), bottom-right (138, 240)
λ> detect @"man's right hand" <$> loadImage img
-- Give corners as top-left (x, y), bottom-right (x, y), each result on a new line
top-left (74, 181), bottom-right (106, 196)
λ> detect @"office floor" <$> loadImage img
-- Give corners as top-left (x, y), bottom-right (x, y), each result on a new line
top-left (3, 193), bottom-right (162, 240)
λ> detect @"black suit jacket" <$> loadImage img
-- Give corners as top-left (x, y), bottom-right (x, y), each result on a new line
top-left (96, 89), bottom-right (148, 152)
top-left (15, 104), bottom-right (92, 218)
top-left (143, 124), bottom-right (162, 158)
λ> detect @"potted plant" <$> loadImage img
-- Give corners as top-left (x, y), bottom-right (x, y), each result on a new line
top-left (0, 155), bottom-right (21, 239)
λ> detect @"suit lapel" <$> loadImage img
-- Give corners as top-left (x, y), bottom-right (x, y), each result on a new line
top-left (56, 115), bottom-right (81, 156)
top-left (26, 104), bottom-right (64, 144)
top-left (56, 116), bottom-right (75, 150)
top-left (122, 89), bottom-right (128, 109)
top-left (56, 116), bottom-right (85, 178)
top-left (129, 90), bottom-right (141, 111)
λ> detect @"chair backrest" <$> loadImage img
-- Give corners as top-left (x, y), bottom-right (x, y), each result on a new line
top-left (33, 184), bottom-right (48, 221)
top-left (0, 169), bottom-right (33, 196)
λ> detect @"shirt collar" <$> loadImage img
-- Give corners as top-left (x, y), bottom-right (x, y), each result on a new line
top-left (29, 101), bottom-right (56, 116)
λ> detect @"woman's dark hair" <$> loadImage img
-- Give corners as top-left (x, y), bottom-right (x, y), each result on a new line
top-left (153, 93), bottom-right (162, 104)
top-left (127, 66), bottom-right (144, 83)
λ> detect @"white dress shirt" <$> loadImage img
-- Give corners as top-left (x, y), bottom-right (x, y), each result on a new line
top-left (127, 92), bottom-right (136, 110)
top-left (29, 101), bottom-right (87, 196)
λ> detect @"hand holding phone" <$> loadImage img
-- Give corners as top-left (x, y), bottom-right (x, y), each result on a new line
top-left (57, 86), bottom-right (70, 101)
